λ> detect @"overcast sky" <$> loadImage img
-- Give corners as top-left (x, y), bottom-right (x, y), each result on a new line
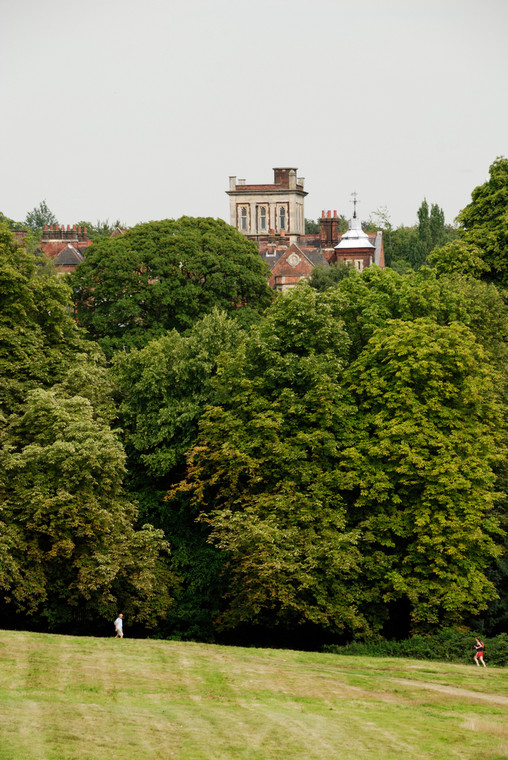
top-left (1, 0), bottom-right (507, 230)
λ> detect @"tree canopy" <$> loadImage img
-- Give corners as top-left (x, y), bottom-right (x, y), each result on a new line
top-left (170, 277), bottom-right (507, 636)
top-left (0, 388), bottom-right (172, 631)
top-left (0, 222), bottom-right (92, 416)
top-left (2, 159), bottom-right (508, 644)
top-left (428, 157), bottom-right (508, 285)
top-left (24, 200), bottom-right (58, 232)
top-left (112, 308), bottom-right (246, 479)
top-left (170, 286), bottom-right (367, 635)
top-left (342, 318), bottom-right (504, 630)
top-left (0, 223), bottom-right (174, 633)
top-left (72, 216), bottom-right (273, 356)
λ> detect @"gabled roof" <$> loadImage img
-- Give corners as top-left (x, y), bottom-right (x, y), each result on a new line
top-left (270, 244), bottom-right (319, 275)
top-left (53, 244), bottom-right (84, 267)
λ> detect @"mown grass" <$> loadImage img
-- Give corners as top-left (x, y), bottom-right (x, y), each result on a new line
top-left (0, 629), bottom-right (507, 760)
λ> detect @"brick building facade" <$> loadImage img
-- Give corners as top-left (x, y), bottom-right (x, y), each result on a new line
top-left (227, 168), bottom-right (384, 291)
top-left (40, 225), bottom-right (93, 274)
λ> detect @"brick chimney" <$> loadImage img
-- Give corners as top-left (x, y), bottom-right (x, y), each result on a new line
top-left (320, 210), bottom-right (340, 248)
top-left (273, 168), bottom-right (298, 188)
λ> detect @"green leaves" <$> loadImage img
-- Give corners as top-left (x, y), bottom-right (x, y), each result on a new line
top-left (343, 318), bottom-right (504, 629)
top-left (24, 200), bottom-right (58, 232)
top-left (112, 308), bottom-right (245, 479)
top-left (168, 276), bottom-right (507, 637)
top-left (72, 216), bottom-right (273, 357)
top-left (170, 286), bottom-right (366, 635)
top-left (0, 223), bottom-right (93, 416)
top-left (0, 389), bottom-right (173, 629)
top-left (452, 157), bottom-right (508, 286)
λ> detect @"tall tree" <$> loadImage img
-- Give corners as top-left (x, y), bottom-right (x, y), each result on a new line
top-left (170, 286), bottom-right (368, 637)
top-left (454, 156), bottom-right (508, 286)
top-left (334, 264), bottom-right (508, 370)
top-left (343, 318), bottom-right (505, 632)
top-left (429, 203), bottom-right (447, 248)
top-left (72, 217), bottom-right (273, 357)
top-left (0, 388), bottom-right (173, 631)
top-left (24, 200), bottom-right (58, 232)
top-left (0, 222), bottom-right (92, 416)
top-left (112, 308), bottom-right (245, 480)
top-left (111, 309), bottom-right (248, 640)
top-left (408, 199), bottom-right (449, 269)
top-left (0, 222), bottom-right (173, 633)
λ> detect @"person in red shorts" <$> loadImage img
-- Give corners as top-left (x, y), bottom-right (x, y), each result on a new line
top-left (474, 637), bottom-right (486, 667)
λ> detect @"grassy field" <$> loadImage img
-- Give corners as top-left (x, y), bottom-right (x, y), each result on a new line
top-left (0, 630), bottom-right (507, 760)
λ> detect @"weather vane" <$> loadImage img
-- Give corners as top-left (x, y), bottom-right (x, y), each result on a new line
top-left (350, 191), bottom-right (360, 218)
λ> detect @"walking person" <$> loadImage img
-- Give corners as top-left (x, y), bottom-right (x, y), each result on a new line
top-left (114, 613), bottom-right (124, 639)
top-left (474, 636), bottom-right (486, 667)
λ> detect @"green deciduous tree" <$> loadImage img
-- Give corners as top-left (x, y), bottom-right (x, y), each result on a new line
top-left (170, 286), bottom-right (368, 636)
top-left (308, 261), bottom-right (355, 291)
top-left (454, 156), bottom-right (508, 286)
top-left (429, 203), bottom-right (447, 248)
top-left (343, 319), bottom-right (505, 631)
top-left (407, 199), bottom-right (450, 269)
top-left (24, 200), bottom-right (58, 232)
top-left (0, 389), bottom-right (173, 631)
top-left (112, 308), bottom-right (245, 480)
top-left (383, 201), bottom-right (454, 271)
top-left (0, 222), bottom-right (93, 416)
top-left (111, 309), bottom-right (247, 640)
top-left (387, 226), bottom-right (418, 271)
top-left (428, 239), bottom-right (491, 278)
top-left (72, 217), bottom-right (273, 357)
top-left (334, 265), bottom-right (508, 371)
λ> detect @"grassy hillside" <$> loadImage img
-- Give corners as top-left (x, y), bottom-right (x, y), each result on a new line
top-left (0, 630), bottom-right (507, 760)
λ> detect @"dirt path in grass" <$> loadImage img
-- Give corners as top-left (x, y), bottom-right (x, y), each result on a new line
top-left (389, 678), bottom-right (508, 706)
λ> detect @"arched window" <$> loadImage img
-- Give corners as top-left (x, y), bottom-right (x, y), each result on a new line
top-left (259, 207), bottom-right (266, 231)
top-left (279, 206), bottom-right (286, 232)
top-left (240, 207), bottom-right (247, 231)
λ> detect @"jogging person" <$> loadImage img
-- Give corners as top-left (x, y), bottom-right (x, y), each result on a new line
top-left (474, 636), bottom-right (486, 667)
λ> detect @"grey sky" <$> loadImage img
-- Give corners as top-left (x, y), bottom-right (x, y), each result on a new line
top-left (1, 0), bottom-right (507, 230)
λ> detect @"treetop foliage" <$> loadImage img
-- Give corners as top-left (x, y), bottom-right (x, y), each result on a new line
top-left (72, 216), bottom-right (273, 357)
top-left (24, 200), bottom-right (58, 232)
top-left (458, 157), bottom-right (508, 230)
top-left (0, 223), bottom-right (175, 632)
top-left (0, 388), bottom-right (173, 629)
top-left (0, 222), bottom-right (92, 416)
top-left (343, 316), bottom-right (504, 627)
top-left (169, 280), bottom-right (507, 635)
top-left (75, 219), bottom-right (127, 241)
top-left (432, 157), bottom-right (508, 285)
top-left (2, 159), bottom-right (508, 643)
top-left (112, 308), bottom-right (246, 479)
top-left (170, 285), bottom-right (365, 634)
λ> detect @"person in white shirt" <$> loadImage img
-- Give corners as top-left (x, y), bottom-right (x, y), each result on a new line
top-left (114, 613), bottom-right (124, 638)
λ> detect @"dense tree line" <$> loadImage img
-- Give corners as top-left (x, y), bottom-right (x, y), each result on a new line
top-left (1, 160), bottom-right (507, 646)
top-left (0, 224), bottom-right (171, 634)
